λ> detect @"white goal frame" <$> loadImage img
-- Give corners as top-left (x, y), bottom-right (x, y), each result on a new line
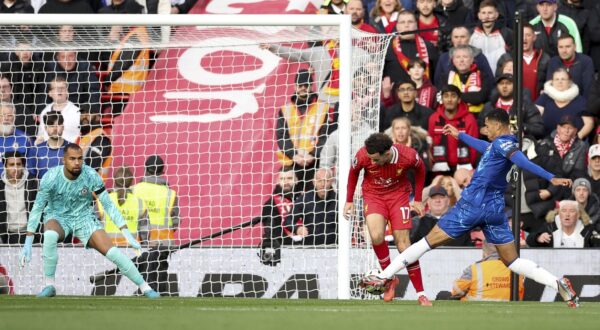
top-left (0, 13), bottom-right (354, 299)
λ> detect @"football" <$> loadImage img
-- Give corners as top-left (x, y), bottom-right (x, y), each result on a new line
top-left (363, 269), bottom-right (385, 295)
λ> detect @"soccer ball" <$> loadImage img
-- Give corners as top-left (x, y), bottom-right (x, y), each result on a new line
top-left (363, 268), bottom-right (385, 295)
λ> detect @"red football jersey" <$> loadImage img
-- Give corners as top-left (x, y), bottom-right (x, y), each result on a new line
top-left (347, 144), bottom-right (425, 202)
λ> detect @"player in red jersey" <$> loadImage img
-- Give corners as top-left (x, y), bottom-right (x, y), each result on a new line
top-left (344, 133), bottom-right (431, 306)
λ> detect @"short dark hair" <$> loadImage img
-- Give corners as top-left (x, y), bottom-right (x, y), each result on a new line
top-left (2, 150), bottom-right (25, 167)
top-left (557, 33), bottom-right (575, 44)
top-left (440, 84), bottom-right (462, 97)
top-left (395, 79), bottom-right (417, 93)
top-left (43, 111), bottom-right (64, 126)
top-left (280, 166), bottom-right (297, 176)
top-left (365, 133), bottom-right (393, 155)
top-left (451, 25), bottom-right (471, 36)
top-left (478, 0), bottom-right (498, 11)
top-left (552, 67), bottom-right (572, 80)
top-left (485, 108), bottom-right (510, 126)
top-left (0, 73), bottom-right (11, 83)
top-left (407, 58), bottom-right (426, 71)
top-left (523, 22), bottom-right (534, 33)
top-left (398, 9), bottom-right (417, 21)
top-left (48, 75), bottom-right (68, 94)
top-left (64, 143), bottom-right (82, 155)
top-left (145, 155), bottom-right (165, 175)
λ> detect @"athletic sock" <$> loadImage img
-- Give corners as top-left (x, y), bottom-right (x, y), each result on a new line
top-left (105, 247), bottom-right (145, 287)
top-left (139, 282), bottom-right (152, 293)
top-left (380, 238), bottom-right (431, 279)
top-left (508, 258), bottom-right (558, 291)
top-left (407, 261), bottom-right (425, 293)
top-left (372, 241), bottom-right (391, 270)
top-left (45, 277), bottom-right (56, 287)
top-left (42, 230), bottom-right (59, 283)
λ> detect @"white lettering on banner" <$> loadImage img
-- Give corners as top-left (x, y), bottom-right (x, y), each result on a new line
top-left (286, 0), bottom-right (322, 12)
top-left (154, 38), bottom-right (281, 123)
top-left (177, 41), bottom-right (281, 86)
top-left (154, 84), bottom-right (266, 123)
top-left (205, 0), bottom-right (270, 14)
top-left (3, 248), bottom-right (599, 300)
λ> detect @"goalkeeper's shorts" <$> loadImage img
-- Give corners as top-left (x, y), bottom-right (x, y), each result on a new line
top-left (45, 215), bottom-right (104, 248)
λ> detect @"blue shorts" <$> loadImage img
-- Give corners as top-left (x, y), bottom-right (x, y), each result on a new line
top-left (437, 197), bottom-right (514, 245)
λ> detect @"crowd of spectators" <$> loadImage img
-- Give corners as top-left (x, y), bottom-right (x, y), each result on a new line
top-left (0, 0), bottom-right (192, 245)
top-left (261, 0), bottom-right (600, 249)
top-left (1, 0), bottom-right (599, 250)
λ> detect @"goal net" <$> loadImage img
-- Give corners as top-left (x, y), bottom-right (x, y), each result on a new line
top-left (0, 14), bottom-right (392, 299)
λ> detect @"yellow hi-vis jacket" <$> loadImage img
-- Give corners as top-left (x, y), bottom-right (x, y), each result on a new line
top-left (276, 101), bottom-right (329, 166)
top-left (132, 181), bottom-right (177, 242)
top-left (99, 191), bottom-right (146, 246)
top-left (452, 256), bottom-right (524, 301)
top-left (108, 26), bottom-right (150, 94)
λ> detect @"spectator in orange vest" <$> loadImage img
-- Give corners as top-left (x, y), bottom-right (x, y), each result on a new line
top-left (451, 241), bottom-right (524, 301)
top-left (275, 69), bottom-right (332, 191)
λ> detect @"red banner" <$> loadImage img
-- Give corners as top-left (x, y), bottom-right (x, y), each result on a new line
top-left (111, 1), bottom-right (320, 246)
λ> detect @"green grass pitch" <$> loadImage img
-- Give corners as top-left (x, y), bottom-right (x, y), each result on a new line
top-left (1, 297), bottom-right (599, 330)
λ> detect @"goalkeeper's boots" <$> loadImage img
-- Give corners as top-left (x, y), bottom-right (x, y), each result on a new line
top-left (143, 289), bottom-right (160, 299)
top-left (36, 285), bottom-right (56, 298)
top-left (417, 294), bottom-right (433, 307)
top-left (383, 276), bottom-right (399, 302)
top-left (557, 277), bottom-right (579, 308)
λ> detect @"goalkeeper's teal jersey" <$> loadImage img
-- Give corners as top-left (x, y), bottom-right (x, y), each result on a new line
top-left (27, 165), bottom-right (106, 232)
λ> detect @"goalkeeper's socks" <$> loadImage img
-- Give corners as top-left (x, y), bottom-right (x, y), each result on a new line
top-left (380, 238), bottom-right (431, 279)
top-left (372, 241), bottom-right (391, 270)
top-left (140, 282), bottom-right (152, 293)
top-left (105, 247), bottom-right (144, 286)
top-left (42, 230), bottom-right (60, 280)
top-left (508, 258), bottom-right (558, 291)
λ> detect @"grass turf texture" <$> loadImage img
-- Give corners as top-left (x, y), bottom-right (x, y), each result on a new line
top-left (1, 297), bottom-right (599, 330)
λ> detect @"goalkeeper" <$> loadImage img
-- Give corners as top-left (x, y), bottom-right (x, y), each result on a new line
top-left (20, 144), bottom-right (159, 298)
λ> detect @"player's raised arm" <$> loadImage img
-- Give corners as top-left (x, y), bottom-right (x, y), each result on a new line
top-left (508, 151), bottom-right (572, 187)
top-left (411, 153), bottom-right (426, 216)
top-left (443, 124), bottom-right (490, 154)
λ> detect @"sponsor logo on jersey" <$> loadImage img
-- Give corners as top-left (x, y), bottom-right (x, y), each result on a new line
top-left (396, 169), bottom-right (403, 176)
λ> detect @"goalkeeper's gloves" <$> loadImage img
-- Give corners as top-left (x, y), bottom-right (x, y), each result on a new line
top-left (121, 228), bottom-right (142, 252)
top-left (19, 235), bottom-right (34, 268)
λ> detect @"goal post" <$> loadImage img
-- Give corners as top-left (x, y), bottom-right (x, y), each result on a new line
top-left (0, 14), bottom-right (391, 299)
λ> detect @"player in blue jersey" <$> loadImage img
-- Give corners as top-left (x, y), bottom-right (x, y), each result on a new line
top-left (19, 144), bottom-right (160, 298)
top-left (361, 109), bottom-right (580, 308)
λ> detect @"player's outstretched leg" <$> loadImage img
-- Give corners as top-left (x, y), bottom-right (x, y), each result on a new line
top-left (361, 238), bottom-right (432, 294)
top-left (105, 247), bottom-right (160, 299)
top-left (497, 243), bottom-right (579, 308)
top-left (362, 226), bottom-right (453, 292)
top-left (507, 258), bottom-right (579, 308)
top-left (38, 230), bottom-right (60, 298)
